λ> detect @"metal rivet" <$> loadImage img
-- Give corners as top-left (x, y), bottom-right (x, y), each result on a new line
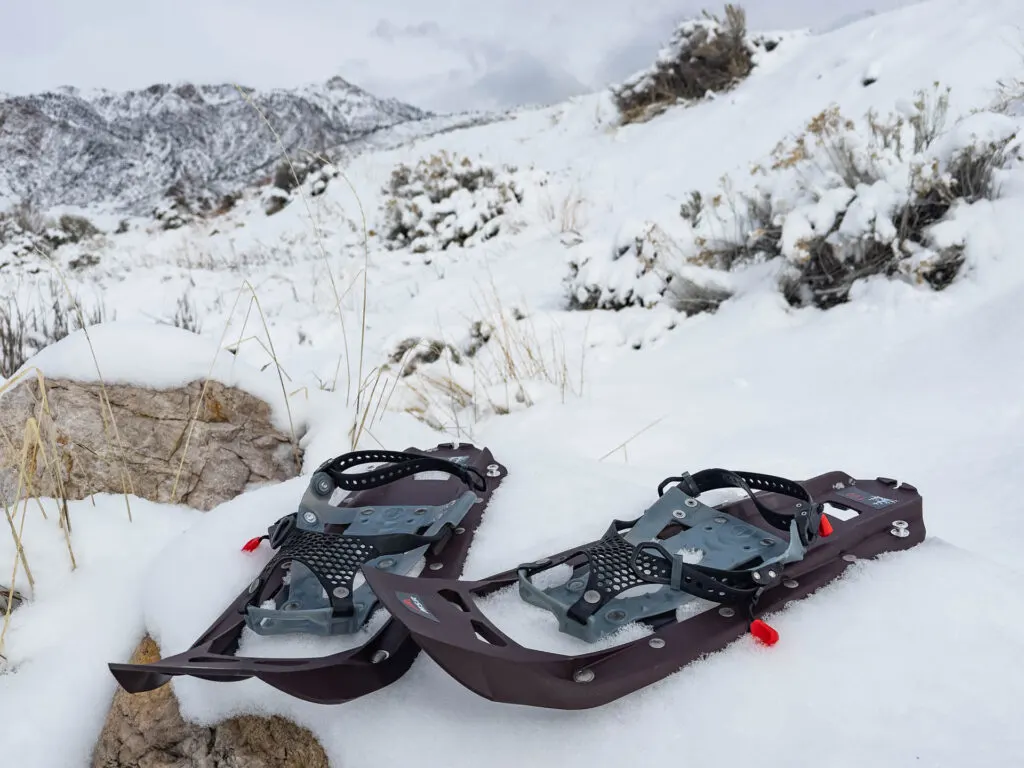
top-left (648, 637), bottom-right (666, 649)
top-left (361, 508), bottom-right (374, 515)
top-left (842, 554), bottom-right (857, 563)
top-left (783, 579), bottom-right (799, 589)
top-left (302, 511), bottom-right (317, 524)
top-left (685, 498), bottom-right (699, 508)
top-left (890, 527), bottom-right (910, 538)
top-left (247, 579), bottom-right (260, 594)
top-left (455, 526), bottom-right (466, 534)
top-left (767, 570), bottom-right (777, 579)
top-left (377, 558), bottom-right (396, 569)
top-left (892, 520), bottom-right (909, 529)
top-left (752, 572), bottom-right (762, 581)
top-left (283, 601), bottom-right (300, 611)
top-left (606, 609), bottom-right (627, 622)
top-left (333, 587), bottom-right (350, 598)
top-left (428, 562), bottom-right (444, 571)
top-left (583, 590), bottom-right (601, 604)
top-left (714, 516), bottom-right (727, 524)
top-left (718, 607), bottom-right (736, 618)
top-left (372, 650), bottom-right (390, 664)
top-left (415, 508), bottom-right (427, 515)
top-left (280, 562), bottom-right (291, 571)
top-left (795, 502), bottom-right (804, 508)
top-left (673, 509), bottom-right (687, 520)
top-left (573, 669), bottom-right (595, 683)
top-left (760, 538), bottom-right (774, 547)
top-left (567, 580), bottom-right (585, 592)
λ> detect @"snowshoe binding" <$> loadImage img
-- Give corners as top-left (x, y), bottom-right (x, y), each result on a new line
top-left (109, 443), bottom-right (507, 704)
top-left (363, 469), bottom-right (924, 709)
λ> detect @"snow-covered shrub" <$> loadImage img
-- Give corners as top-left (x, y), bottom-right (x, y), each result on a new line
top-left (385, 336), bottom-right (465, 377)
top-left (261, 155), bottom-right (338, 215)
top-left (612, 5), bottom-right (781, 124)
top-left (0, 204), bottom-right (100, 259)
top-left (379, 151), bottom-right (525, 253)
top-left (565, 223), bottom-right (672, 310)
top-left (565, 221), bottom-right (733, 315)
top-left (153, 197), bottom-right (191, 230)
top-left (261, 187), bottom-right (291, 217)
top-left (679, 87), bottom-right (1021, 308)
top-left (380, 303), bottom-right (575, 431)
top-left (57, 214), bottom-right (100, 243)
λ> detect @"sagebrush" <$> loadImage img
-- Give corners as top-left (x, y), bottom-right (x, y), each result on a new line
top-left (379, 151), bottom-right (526, 254)
top-left (612, 5), bottom-right (780, 124)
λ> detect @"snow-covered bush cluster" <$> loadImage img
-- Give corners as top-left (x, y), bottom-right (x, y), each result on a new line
top-left (379, 151), bottom-right (526, 254)
top-left (680, 87), bottom-right (1022, 308)
top-left (262, 154), bottom-right (339, 216)
top-left (611, 4), bottom-right (781, 124)
top-left (153, 196), bottom-right (191, 230)
top-left (568, 86), bottom-right (1021, 314)
top-left (0, 204), bottom-right (101, 260)
top-left (565, 221), bottom-right (732, 314)
top-left (380, 303), bottom-right (574, 431)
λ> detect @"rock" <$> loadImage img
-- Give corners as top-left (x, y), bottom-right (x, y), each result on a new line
top-left (92, 636), bottom-right (330, 768)
top-left (0, 377), bottom-right (302, 511)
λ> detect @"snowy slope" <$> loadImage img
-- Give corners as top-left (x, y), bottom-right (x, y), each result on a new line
top-left (3, 1), bottom-right (1024, 767)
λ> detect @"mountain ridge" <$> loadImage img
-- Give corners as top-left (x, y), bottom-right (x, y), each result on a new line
top-left (0, 75), bottom-right (431, 214)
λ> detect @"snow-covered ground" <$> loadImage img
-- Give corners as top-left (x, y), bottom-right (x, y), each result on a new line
top-left (4, 1), bottom-right (1024, 766)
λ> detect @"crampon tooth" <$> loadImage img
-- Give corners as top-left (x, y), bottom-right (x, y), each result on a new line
top-left (241, 537), bottom-right (263, 553)
top-left (819, 514), bottom-right (834, 537)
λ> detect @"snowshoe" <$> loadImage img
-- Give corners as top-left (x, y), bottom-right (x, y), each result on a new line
top-left (363, 469), bottom-right (924, 710)
top-left (108, 443), bottom-right (507, 704)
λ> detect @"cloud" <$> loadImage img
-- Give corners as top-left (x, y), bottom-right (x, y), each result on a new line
top-left (1, 0), bottom-right (927, 111)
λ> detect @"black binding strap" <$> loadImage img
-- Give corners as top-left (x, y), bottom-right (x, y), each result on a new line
top-left (658, 468), bottom-right (821, 546)
top-left (317, 450), bottom-right (487, 493)
top-left (557, 468), bottom-right (822, 626)
top-left (558, 520), bottom-right (774, 626)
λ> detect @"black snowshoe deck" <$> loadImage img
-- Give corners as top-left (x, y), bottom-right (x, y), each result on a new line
top-left (108, 443), bottom-right (507, 704)
top-left (363, 470), bottom-right (924, 710)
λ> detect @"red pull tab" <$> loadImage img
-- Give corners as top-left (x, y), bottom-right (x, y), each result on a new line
top-left (241, 537), bottom-right (263, 553)
top-left (749, 619), bottom-right (779, 646)
top-left (819, 513), bottom-right (834, 537)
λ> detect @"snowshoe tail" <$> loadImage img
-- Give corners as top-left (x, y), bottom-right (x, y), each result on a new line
top-left (363, 470), bottom-right (924, 710)
top-left (108, 443), bottom-right (507, 704)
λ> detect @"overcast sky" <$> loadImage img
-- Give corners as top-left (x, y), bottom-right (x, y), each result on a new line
top-left (0, 1), bottom-right (924, 112)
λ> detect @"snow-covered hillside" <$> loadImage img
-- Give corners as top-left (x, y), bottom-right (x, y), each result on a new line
top-left (3, 1), bottom-right (1024, 766)
top-left (0, 77), bottom-right (431, 213)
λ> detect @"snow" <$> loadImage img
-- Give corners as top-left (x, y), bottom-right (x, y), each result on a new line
top-left (0, 495), bottom-right (202, 766)
top-left (4, 0), bottom-right (1024, 766)
top-left (13, 322), bottom-right (307, 433)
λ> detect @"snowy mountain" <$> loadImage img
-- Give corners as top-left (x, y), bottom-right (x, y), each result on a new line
top-left (0, 77), bottom-right (429, 213)
top-left (3, 1), bottom-right (1024, 767)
